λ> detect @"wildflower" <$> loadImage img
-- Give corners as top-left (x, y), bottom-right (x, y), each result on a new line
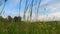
top-left (40, 24), bottom-right (44, 27)
top-left (46, 29), bottom-right (49, 32)
top-left (52, 27), bottom-right (56, 30)
top-left (43, 24), bottom-right (47, 28)
top-left (48, 25), bottom-right (51, 27)
top-left (3, 29), bottom-right (8, 32)
top-left (58, 22), bottom-right (60, 25)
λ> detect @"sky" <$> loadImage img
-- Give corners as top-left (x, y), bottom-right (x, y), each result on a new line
top-left (0, 0), bottom-right (60, 21)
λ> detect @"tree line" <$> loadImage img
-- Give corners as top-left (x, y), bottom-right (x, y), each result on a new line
top-left (0, 16), bottom-right (22, 22)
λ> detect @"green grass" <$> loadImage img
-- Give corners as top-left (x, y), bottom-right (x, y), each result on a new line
top-left (0, 21), bottom-right (60, 34)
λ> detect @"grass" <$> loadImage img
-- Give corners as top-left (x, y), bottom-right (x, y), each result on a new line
top-left (0, 21), bottom-right (60, 34)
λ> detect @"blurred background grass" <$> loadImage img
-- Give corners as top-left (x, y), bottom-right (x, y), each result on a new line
top-left (0, 21), bottom-right (60, 34)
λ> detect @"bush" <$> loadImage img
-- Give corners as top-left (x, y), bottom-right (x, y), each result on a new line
top-left (13, 16), bottom-right (21, 22)
top-left (8, 16), bottom-right (12, 22)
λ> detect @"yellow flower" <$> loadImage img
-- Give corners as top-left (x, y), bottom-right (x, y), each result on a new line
top-left (40, 24), bottom-right (44, 27)
top-left (44, 24), bottom-right (47, 28)
top-left (46, 29), bottom-right (49, 32)
top-left (48, 25), bottom-right (51, 27)
top-left (52, 27), bottom-right (56, 30)
top-left (58, 22), bottom-right (60, 25)
top-left (3, 29), bottom-right (8, 32)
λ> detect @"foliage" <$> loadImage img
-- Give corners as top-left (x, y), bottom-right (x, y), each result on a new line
top-left (0, 16), bottom-right (22, 22)
top-left (13, 16), bottom-right (21, 22)
top-left (8, 16), bottom-right (12, 22)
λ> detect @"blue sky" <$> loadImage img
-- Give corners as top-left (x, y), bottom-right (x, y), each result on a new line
top-left (0, 0), bottom-right (60, 21)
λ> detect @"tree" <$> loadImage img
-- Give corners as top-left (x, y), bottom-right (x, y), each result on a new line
top-left (8, 16), bottom-right (12, 22)
top-left (0, 16), bottom-right (3, 22)
top-left (13, 16), bottom-right (18, 22)
top-left (0, 16), bottom-right (8, 22)
top-left (18, 16), bottom-right (21, 22)
top-left (13, 16), bottom-right (21, 22)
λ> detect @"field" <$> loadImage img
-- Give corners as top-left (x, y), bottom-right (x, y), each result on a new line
top-left (0, 21), bottom-right (60, 34)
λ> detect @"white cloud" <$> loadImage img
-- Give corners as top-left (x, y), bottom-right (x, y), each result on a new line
top-left (40, 0), bottom-right (51, 6)
top-left (37, 12), bottom-right (60, 21)
top-left (39, 0), bottom-right (60, 14)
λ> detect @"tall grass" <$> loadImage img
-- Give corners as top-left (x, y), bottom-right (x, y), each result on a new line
top-left (36, 0), bottom-right (41, 21)
top-left (18, 0), bottom-right (22, 16)
top-left (29, 0), bottom-right (34, 21)
top-left (23, 0), bottom-right (28, 21)
top-left (0, 0), bottom-right (8, 16)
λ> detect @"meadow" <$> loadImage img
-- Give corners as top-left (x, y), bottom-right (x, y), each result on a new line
top-left (0, 0), bottom-right (60, 34)
top-left (0, 21), bottom-right (60, 34)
